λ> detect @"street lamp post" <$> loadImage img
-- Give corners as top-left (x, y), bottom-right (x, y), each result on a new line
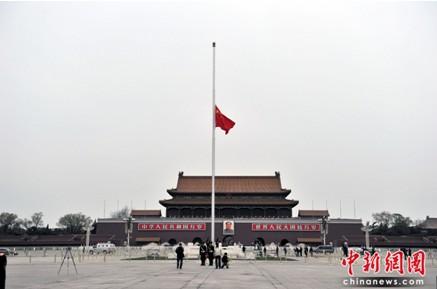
top-left (124, 216), bottom-right (135, 256)
top-left (321, 217), bottom-right (328, 246)
top-left (361, 221), bottom-right (371, 249)
top-left (82, 224), bottom-right (94, 254)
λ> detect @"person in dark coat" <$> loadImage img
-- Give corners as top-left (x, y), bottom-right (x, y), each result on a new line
top-left (263, 247), bottom-right (267, 257)
top-left (304, 246), bottom-right (308, 258)
top-left (342, 242), bottom-right (349, 257)
top-left (0, 252), bottom-right (6, 289)
top-left (208, 243), bottom-right (215, 266)
top-left (276, 246), bottom-right (279, 257)
top-left (309, 247), bottom-right (313, 257)
top-left (221, 252), bottom-right (229, 269)
top-left (199, 243), bottom-right (207, 266)
top-left (401, 248), bottom-right (407, 260)
top-left (175, 243), bottom-right (184, 269)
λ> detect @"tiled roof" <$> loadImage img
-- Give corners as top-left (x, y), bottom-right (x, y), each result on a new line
top-left (131, 210), bottom-right (162, 217)
top-left (369, 235), bottom-right (437, 247)
top-left (170, 172), bottom-right (290, 194)
top-left (298, 210), bottom-right (330, 218)
top-left (159, 198), bottom-right (298, 206)
top-left (419, 217), bottom-right (437, 230)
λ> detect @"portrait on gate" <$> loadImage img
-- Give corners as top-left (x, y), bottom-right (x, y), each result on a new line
top-left (223, 220), bottom-right (234, 235)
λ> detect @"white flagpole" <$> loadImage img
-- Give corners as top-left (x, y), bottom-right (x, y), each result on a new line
top-left (211, 42), bottom-right (216, 243)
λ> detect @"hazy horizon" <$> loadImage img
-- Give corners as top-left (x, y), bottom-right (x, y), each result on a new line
top-left (1, 1), bottom-right (436, 227)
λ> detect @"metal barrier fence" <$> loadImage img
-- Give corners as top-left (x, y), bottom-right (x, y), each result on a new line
top-left (6, 246), bottom-right (437, 267)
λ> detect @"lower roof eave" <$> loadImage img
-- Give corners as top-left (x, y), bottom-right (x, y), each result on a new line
top-left (159, 199), bottom-right (299, 207)
top-left (98, 217), bottom-right (323, 224)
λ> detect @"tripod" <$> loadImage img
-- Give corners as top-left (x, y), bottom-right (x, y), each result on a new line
top-left (57, 247), bottom-right (78, 275)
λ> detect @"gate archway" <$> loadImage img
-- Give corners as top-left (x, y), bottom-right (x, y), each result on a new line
top-left (280, 239), bottom-right (289, 246)
top-left (255, 237), bottom-right (265, 247)
top-left (222, 235), bottom-right (234, 246)
top-left (192, 237), bottom-right (203, 245)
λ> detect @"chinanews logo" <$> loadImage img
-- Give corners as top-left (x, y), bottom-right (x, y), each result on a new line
top-left (340, 249), bottom-right (427, 287)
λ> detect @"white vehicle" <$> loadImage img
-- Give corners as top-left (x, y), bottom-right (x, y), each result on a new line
top-left (90, 242), bottom-right (116, 254)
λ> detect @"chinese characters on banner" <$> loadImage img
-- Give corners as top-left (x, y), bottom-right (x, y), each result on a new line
top-left (251, 223), bottom-right (320, 231)
top-left (341, 249), bottom-right (426, 277)
top-left (138, 223), bottom-right (206, 231)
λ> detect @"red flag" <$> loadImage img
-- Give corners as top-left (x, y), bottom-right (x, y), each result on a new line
top-left (215, 106), bottom-right (235, 134)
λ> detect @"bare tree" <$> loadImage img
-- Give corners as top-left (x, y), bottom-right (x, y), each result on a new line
top-left (20, 218), bottom-right (33, 230)
top-left (31, 212), bottom-right (44, 227)
top-left (372, 211), bottom-right (393, 230)
top-left (413, 219), bottom-right (424, 226)
top-left (110, 206), bottom-right (130, 219)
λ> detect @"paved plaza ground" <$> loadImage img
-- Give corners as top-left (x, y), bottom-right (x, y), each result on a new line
top-left (5, 257), bottom-right (437, 289)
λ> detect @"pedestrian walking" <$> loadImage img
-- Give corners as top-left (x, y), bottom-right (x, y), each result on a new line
top-left (221, 252), bottom-right (229, 269)
top-left (296, 247), bottom-right (301, 257)
top-left (214, 245), bottom-right (222, 269)
top-left (199, 242), bottom-right (207, 266)
top-left (175, 243), bottom-right (184, 269)
top-left (263, 247), bottom-right (267, 257)
top-left (0, 252), bottom-right (6, 289)
top-left (401, 248), bottom-right (407, 260)
top-left (309, 246), bottom-right (313, 257)
top-left (342, 241), bottom-right (348, 257)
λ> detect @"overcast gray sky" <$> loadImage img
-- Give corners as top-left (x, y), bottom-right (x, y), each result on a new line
top-left (1, 1), bottom-right (436, 227)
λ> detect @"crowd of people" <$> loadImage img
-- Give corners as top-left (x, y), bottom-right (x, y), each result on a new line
top-left (175, 241), bottom-right (323, 270)
top-left (175, 241), bottom-right (230, 270)
top-left (256, 243), bottom-right (315, 258)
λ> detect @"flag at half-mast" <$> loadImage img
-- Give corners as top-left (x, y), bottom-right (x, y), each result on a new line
top-left (215, 105), bottom-right (235, 134)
